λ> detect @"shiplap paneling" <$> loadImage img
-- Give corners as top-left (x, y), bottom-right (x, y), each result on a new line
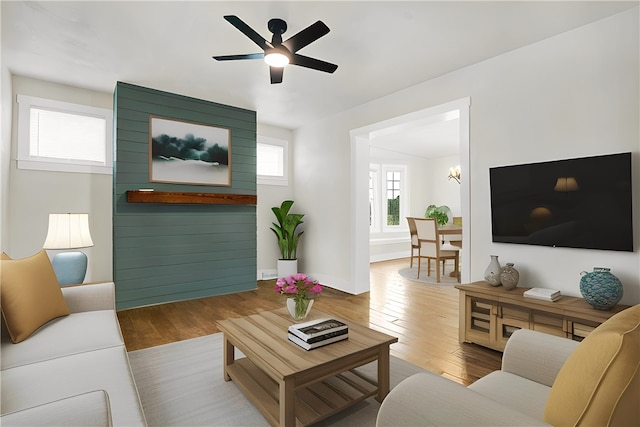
top-left (113, 82), bottom-right (257, 309)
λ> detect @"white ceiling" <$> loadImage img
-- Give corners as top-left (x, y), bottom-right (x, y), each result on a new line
top-left (369, 111), bottom-right (461, 159)
top-left (2, 1), bottom-right (636, 158)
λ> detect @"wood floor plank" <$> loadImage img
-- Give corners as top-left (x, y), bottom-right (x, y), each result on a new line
top-left (117, 258), bottom-right (502, 385)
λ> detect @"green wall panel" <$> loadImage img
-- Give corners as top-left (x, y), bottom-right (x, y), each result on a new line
top-left (113, 82), bottom-right (257, 310)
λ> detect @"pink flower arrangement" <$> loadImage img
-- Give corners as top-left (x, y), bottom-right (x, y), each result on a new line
top-left (275, 273), bottom-right (323, 301)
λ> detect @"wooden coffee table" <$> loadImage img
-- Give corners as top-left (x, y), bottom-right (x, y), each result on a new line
top-left (217, 308), bottom-right (398, 426)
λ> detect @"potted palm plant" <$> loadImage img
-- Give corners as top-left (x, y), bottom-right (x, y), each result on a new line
top-left (270, 200), bottom-right (304, 278)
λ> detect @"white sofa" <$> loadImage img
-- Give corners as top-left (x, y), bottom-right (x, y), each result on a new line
top-left (377, 305), bottom-right (639, 426)
top-left (1, 282), bottom-right (147, 426)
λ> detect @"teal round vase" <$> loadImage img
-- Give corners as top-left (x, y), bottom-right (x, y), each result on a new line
top-left (579, 267), bottom-right (623, 310)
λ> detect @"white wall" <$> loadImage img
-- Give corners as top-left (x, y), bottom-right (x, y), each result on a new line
top-left (408, 156), bottom-right (431, 218)
top-left (256, 123), bottom-right (294, 278)
top-left (427, 154), bottom-right (462, 219)
top-left (4, 76), bottom-right (113, 281)
top-left (1, 47), bottom-right (12, 252)
top-left (294, 8), bottom-right (640, 305)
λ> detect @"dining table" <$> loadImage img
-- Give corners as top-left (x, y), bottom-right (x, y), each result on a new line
top-left (437, 223), bottom-right (462, 238)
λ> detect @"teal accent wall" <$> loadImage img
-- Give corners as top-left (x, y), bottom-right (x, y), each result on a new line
top-left (113, 82), bottom-right (257, 310)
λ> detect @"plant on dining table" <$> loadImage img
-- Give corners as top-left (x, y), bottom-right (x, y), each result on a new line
top-left (425, 204), bottom-right (451, 227)
top-left (275, 273), bottom-right (323, 320)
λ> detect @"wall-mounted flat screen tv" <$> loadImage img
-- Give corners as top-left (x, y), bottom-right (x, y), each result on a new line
top-left (489, 152), bottom-right (633, 252)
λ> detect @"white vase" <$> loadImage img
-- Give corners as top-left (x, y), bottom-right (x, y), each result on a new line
top-left (484, 255), bottom-right (502, 286)
top-left (287, 298), bottom-right (314, 321)
top-left (277, 259), bottom-right (298, 278)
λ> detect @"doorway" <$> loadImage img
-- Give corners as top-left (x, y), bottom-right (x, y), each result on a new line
top-left (349, 98), bottom-right (471, 293)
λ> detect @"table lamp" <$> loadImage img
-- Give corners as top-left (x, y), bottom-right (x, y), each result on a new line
top-left (43, 213), bottom-right (94, 286)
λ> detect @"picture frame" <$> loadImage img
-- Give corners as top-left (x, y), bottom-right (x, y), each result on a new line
top-left (149, 116), bottom-right (231, 186)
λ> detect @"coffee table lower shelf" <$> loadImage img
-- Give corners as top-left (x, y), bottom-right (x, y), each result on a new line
top-left (227, 357), bottom-right (378, 426)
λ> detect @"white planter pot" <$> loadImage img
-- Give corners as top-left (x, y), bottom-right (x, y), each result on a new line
top-left (277, 259), bottom-right (298, 278)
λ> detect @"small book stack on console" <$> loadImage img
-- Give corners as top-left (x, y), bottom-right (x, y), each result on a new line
top-left (288, 318), bottom-right (349, 350)
top-left (523, 287), bottom-right (562, 302)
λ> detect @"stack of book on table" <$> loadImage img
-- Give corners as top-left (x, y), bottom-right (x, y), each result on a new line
top-left (523, 287), bottom-right (562, 302)
top-left (288, 318), bottom-right (349, 350)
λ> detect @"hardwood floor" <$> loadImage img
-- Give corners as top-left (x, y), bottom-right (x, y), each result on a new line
top-left (117, 258), bottom-right (502, 386)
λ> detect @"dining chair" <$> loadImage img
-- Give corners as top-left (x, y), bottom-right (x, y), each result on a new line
top-left (449, 216), bottom-right (463, 248)
top-left (414, 218), bottom-right (460, 283)
top-left (406, 217), bottom-right (420, 268)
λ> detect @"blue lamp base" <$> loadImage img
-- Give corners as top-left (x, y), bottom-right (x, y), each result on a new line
top-left (51, 251), bottom-right (88, 286)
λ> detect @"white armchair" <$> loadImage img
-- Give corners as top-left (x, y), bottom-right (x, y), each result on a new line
top-left (377, 305), bottom-right (639, 426)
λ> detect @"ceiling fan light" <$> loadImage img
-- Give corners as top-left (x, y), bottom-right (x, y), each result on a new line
top-left (264, 52), bottom-right (289, 67)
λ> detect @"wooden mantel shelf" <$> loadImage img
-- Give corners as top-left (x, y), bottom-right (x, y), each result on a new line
top-left (126, 190), bottom-right (257, 205)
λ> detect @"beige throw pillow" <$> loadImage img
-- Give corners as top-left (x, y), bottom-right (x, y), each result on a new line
top-left (1, 250), bottom-right (70, 343)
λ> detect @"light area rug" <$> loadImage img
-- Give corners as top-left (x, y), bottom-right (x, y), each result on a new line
top-left (128, 333), bottom-right (426, 426)
top-left (398, 265), bottom-right (460, 285)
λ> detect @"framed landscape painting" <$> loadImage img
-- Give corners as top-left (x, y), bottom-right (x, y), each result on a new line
top-left (149, 116), bottom-right (231, 186)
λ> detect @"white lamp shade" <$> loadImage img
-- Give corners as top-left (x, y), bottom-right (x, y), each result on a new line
top-left (43, 213), bottom-right (94, 249)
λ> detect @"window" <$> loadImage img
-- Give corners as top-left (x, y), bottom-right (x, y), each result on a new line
top-left (17, 95), bottom-right (113, 174)
top-left (386, 170), bottom-right (401, 226)
top-left (369, 164), bottom-right (408, 232)
top-left (257, 135), bottom-right (288, 186)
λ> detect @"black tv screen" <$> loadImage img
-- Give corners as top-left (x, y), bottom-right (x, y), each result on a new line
top-left (489, 152), bottom-right (633, 252)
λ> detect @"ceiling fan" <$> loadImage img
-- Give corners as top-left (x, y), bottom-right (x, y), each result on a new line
top-left (212, 15), bottom-right (338, 84)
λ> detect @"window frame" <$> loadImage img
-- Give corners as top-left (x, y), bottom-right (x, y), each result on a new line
top-left (369, 163), bottom-right (409, 233)
top-left (257, 135), bottom-right (289, 186)
top-left (381, 165), bottom-right (408, 231)
top-left (16, 94), bottom-right (113, 175)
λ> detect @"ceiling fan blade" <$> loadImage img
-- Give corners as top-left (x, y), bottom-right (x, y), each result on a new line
top-left (213, 53), bottom-right (264, 61)
top-left (270, 67), bottom-right (284, 84)
top-left (282, 20), bottom-right (330, 53)
top-left (291, 53), bottom-right (338, 73)
top-left (223, 15), bottom-right (269, 50)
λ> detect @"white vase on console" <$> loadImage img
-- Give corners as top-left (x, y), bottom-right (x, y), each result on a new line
top-left (484, 255), bottom-right (502, 286)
